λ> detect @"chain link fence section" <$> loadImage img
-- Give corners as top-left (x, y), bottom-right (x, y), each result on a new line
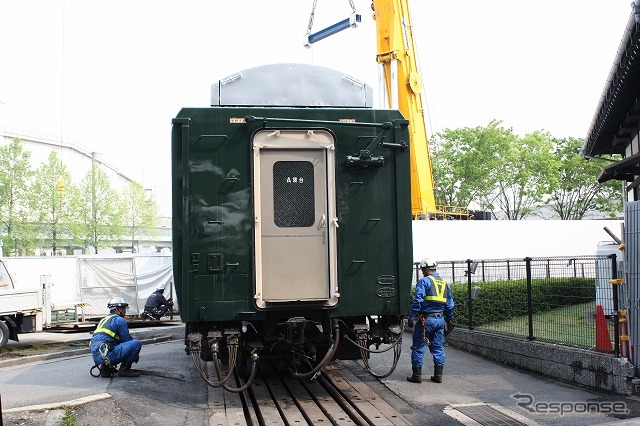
top-left (79, 257), bottom-right (138, 317)
top-left (411, 255), bottom-right (620, 353)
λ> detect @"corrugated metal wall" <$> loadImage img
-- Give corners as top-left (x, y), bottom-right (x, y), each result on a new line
top-left (625, 201), bottom-right (640, 374)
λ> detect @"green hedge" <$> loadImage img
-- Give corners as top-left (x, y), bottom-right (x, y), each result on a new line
top-left (452, 278), bottom-right (594, 326)
top-left (411, 278), bottom-right (595, 327)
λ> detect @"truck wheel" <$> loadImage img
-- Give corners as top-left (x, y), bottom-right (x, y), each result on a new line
top-left (0, 320), bottom-right (9, 350)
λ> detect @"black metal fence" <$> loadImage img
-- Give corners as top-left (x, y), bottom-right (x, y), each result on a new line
top-left (412, 255), bottom-right (623, 354)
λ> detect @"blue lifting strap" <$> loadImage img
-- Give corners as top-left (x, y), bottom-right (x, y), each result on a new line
top-left (304, 0), bottom-right (361, 48)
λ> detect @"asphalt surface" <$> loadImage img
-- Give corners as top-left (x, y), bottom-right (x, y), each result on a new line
top-left (2, 324), bottom-right (640, 425)
top-left (1, 322), bottom-right (201, 426)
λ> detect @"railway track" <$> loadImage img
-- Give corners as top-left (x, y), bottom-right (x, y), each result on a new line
top-left (207, 360), bottom-right (412, 426)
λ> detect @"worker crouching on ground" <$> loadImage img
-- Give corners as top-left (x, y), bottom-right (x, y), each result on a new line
top-left (90, 297), bottom-right (142, 378)
top-left (407, 258), bottom-right (455, 384)
top-left (142, 283), bottom-right (174, 321)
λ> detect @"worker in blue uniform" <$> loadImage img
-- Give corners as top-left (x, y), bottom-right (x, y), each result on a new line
top-left (142, 283), bottom-right (174, 320)
top-left (407, 258), bottom-right (455, 383)
top-left (90, 297), bottom-right (142, 378)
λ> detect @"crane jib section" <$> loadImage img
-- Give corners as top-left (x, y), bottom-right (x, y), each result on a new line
top-left (373, 0), bottom-right (437, 218)
top-left (302, 0), bottom-right (438, 219)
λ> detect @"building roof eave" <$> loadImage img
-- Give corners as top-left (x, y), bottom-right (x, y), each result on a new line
top-left (583, 9), bottom-right (640, 157)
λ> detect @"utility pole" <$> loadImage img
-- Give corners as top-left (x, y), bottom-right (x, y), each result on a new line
top-left (54, 171), bottom-right (65, 256)
top-left (91, 152), bottom-right (96, 253)
top-left (52, 186), bottom-right (56, 255)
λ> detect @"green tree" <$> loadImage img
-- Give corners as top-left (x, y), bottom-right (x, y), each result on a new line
top-left (121, 182), bottom-right (160, 252)
top-left (31, 152), bottom-right (78, 254)
top-left (432, 124), bottom-right (605, 220)
top-left (431, 120), bottom-right (513, 212)
top-left (546, 137), bottom-right (622, 219)
top-left (78, 165), bottom-right (123, 252)
top-left (0, 138), bottom-right (35, 255)
top-left (487, 130), bottom-right (556, 220)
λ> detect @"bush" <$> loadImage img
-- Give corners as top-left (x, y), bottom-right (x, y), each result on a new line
top-left (451, 278), bottom-right (594, 326)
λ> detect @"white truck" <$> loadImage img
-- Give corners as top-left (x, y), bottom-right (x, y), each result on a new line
top-left (0, 259), bottom-right (44, 350)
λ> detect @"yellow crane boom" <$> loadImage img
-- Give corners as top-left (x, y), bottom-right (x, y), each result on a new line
top-left (372, 0), bottom-right (436, 219)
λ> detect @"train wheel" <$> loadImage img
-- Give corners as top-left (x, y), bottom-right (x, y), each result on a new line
top-left (0, 320), bottom-right (9, 350)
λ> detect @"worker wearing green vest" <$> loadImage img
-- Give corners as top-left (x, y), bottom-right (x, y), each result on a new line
top-left (407, 258), bottom-right (455, 384)
top-left (90, 297), bottom-right (142, 378)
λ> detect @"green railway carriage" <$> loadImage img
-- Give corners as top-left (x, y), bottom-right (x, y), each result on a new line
top-left (171, 64), bottom-right (413, 390)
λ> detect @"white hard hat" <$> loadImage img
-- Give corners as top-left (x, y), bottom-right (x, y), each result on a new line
top-left (419, 258), bottom-right (437, 269)
top-left (156, 283), bottom-right (166, 291)
top-left (107, 296), bottom-right (129, 310)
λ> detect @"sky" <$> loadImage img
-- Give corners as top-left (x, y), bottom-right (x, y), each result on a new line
top-left (0, 1), bottom-right (633, 215)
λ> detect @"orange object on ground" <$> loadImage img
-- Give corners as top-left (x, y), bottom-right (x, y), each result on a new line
top-left (595, 304), bottom-right (613, 352)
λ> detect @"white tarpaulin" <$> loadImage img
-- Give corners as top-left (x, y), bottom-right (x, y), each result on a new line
top-left (0, 254), bottom-right (174, 319)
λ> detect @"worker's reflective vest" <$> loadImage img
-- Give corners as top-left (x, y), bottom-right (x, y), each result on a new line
top-left (424, 276), bottom-right (447, 304)
top-left (94, 314), bottom-right (121, 341)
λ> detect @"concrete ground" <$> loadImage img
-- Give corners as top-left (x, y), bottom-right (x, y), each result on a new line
top-left (3, 324), bottom-right (640, 425)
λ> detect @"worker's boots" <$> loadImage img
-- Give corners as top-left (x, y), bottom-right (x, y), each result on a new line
top-left (406, 366), bottom-right (422, 383)
top-left (99, 364), bottom-right (119, 378)
top-left (118, 362), bottom-right (140, 377)
top-left (431, 365), bottom-right (444, 383)
top-left (141, 311), bottom-right (155, 321)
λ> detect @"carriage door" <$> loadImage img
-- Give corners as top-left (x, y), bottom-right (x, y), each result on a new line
top-left (253, 129), bottom-right (338, 308)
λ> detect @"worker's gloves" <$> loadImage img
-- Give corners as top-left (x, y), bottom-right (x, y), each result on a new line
top-left (444, 321), bottom-right (455, 337)
top-left (407, 316), bottom-right (414, 328)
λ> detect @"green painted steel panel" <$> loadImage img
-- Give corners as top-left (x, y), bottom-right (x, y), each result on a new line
top-left (172, 107), bottom-right (412, 323)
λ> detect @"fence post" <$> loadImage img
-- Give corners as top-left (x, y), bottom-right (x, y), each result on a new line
top-left (546, 259), bottom-right (551, 279)
top-left (133, 256), bottom-right (140, 314)
top-left (481, 260), bottom-right (485, 282)
top-left (169, 281), bottom-right (175, 321)
top-left (507, 259), bottom-right (511, 280)
top-left (611, 253), bottom-right (620, 357)
top-left (451, 262), bottom-right (456, 284)
top-left (525, 257), bottom-right (534, 341)
top-left (467, 259), bottom-right (474, 330)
